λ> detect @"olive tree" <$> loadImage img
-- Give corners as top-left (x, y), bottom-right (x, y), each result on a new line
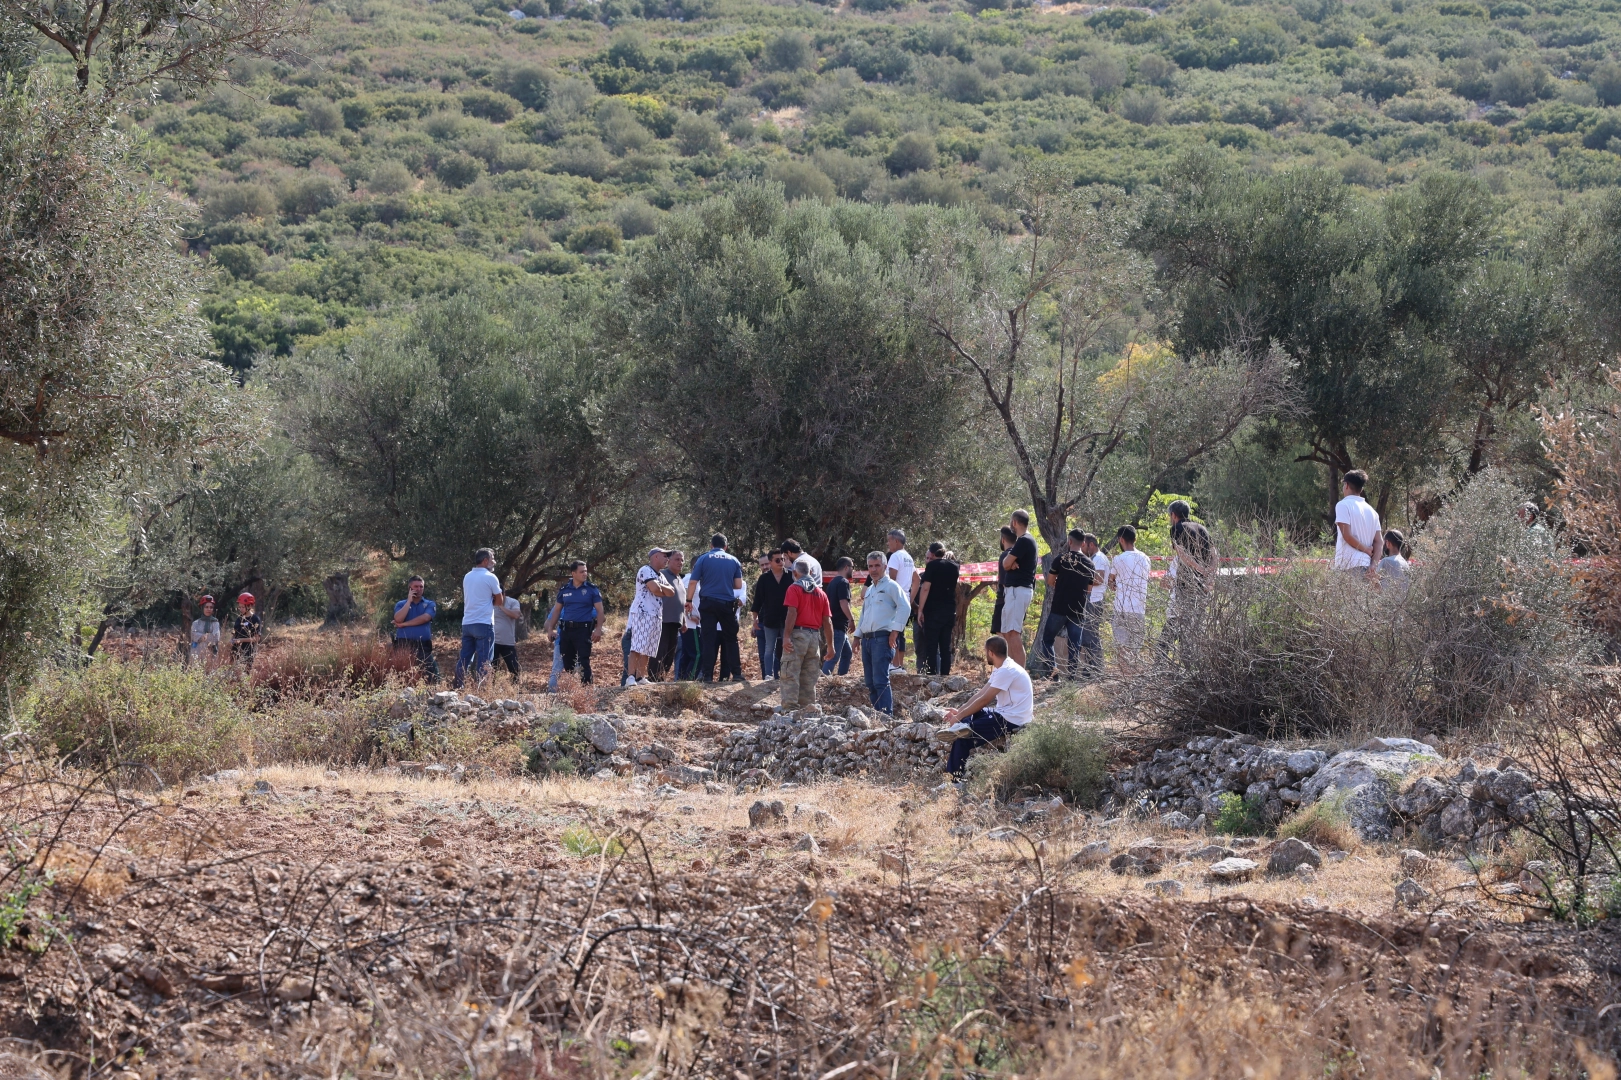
top-left (910, 166), bottom-right (1290, 554)
top-left (0, 85), bottom-right (252, 682)
top-left (618, 182), bottom-right (1003, 560)
top-left (0, 0), bottom-right (301, 96)
top-left (275, 286), bottom-right (637, 599)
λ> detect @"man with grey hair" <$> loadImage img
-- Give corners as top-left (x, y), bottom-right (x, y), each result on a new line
top-left (885, 529), bottom-right (917, 673)
top-left (625, 548), bottom-right (674, 686)
top-left (856, 550), bottom-right (910, 713)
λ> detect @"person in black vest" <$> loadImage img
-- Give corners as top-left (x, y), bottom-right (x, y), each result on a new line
top-left (1000, 510), bottom-right (1039, 666)
top-left (915, 542), bottom-right (959, 676)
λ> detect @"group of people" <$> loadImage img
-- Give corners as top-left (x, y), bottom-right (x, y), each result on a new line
top-left (185, 592), bottom-right (262, 668)
top-left (385, 472), bottom-right (1441, 779)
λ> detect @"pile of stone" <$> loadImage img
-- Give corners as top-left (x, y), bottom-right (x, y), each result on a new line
top-left (748, 673), bottom-right (973, 718)
top-left (388, 689), bottom-right (538, 738)
top-left (1109, 735), bottom-right (1447, 840)
top-left (1110, 734), bottom-right (1559, 849)
top-left (712, 704), bottom-right (950, 781)
top-left (1390, 759), bottom-right (1547, 847)
top-left (525, 712), bottom-right (718, 786)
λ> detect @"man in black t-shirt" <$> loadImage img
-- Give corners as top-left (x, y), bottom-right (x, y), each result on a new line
top-left (915, 542), bottom-right (960, 676)
top-left (1041, 529), bottom-right (1094, 679)
top-left (821, 557), bottom-right (856, 675)
top-left (1161, 499), bottom-right (1215, 661)
top-left (1000, 510), bottom-right (1040, 665)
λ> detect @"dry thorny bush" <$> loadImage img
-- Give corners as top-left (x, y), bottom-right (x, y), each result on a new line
top-left (1110, 471), bottom-right (1591, 743)
top-left (0, 753), bottom-right (1617, 1078)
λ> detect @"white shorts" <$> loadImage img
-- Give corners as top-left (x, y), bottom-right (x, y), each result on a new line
top-left (629, 609), bottom-right (661, 656)
top-left (1000, 586), bottom-right (1033, 635)
top-left (1112, 611), bottom-right (1146, 655)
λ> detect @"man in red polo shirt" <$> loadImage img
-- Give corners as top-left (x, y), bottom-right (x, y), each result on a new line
top-left (778, 555), bottom-right (834, 710)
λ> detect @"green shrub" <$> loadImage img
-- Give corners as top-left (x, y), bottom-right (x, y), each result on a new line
top-left (564, 221), bottom-right (622, 254)
top-left (26, 661), bottom-right (251, 784)
top-left (968, 719), bottom-right (1109, 805)
top-left (1212, 792), bottom-right (1268, 836)
top-left (1276, 791), bottom-right (1356, 850)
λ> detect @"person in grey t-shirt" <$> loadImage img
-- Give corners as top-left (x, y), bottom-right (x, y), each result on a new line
top-left (654, 549), bottom-right (685, 680)
top-left (1378, 529), bottom-right (1410, 595)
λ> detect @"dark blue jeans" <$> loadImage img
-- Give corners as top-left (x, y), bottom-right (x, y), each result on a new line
top-left (673, 628), bottom-right (698, 680)
top-left (822, 629), bottom-right (852, 675)
top-left (946, 709), bottom-right (1017, 776)
top-left (1040, 612), bottom-right (1085, 678)
top-left (860, 632), bottom-right (894, 713)
top-left (758, 625), bottom-right (782, 679)
top-left (454, 623), bottom-right (494, 687)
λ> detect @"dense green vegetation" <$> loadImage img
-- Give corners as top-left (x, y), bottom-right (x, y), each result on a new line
top-left (111, 0), bottom-right (1621, 373)
top-left (9, 0), bottom-right (1621, 667)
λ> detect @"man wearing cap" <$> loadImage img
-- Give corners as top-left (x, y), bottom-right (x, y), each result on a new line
top-left (455, 548), bottom-right (505, 689)
top-left (392, 575), bottom-right (441, 683)
top-left (544, 561), bottom-right (604, 685)
top-left (626, 548), bottom-right (674, 686)
top-left (231, 592), bottom-right (262, 668)
top-left (189, 596), bottom-right (221, 668)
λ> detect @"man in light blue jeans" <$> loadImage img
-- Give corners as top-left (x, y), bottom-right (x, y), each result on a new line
top-left (856, 551), bottom-right (910, 714)
top-left (455, 547), bottom-right (504, 688)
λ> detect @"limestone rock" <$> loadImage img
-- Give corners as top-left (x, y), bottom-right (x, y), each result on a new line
top-left (587, 720), bottom-right (619, 755)
top-left (1207, 857), bottom-right (1258, 884)
top-left (1072, 841), bottom-right (1111, 867)
top-left (1294, 864), bottom-right (1316, 883)
top-left (1145, 879), bottom-right (1184, 897)
top-left (1188, 845), bottom-right (1234, 862)
top-left (1394, 877), bottom-right (1432, 909)
top-left (792, 834), bottom-right (819, 854)
top-left (1399, 849), bottom-right (1434, 877)
top-left (1300, 748), bottom-right (1440, 804)
top-left (748, 800), bottom-right (787, 828)
top-left (1267, 838), bottom-right (1321, 875)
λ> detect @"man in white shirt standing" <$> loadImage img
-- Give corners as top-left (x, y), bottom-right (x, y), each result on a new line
top-left (1079, 533), bottom-right (1108, 678)
top-left (1332, 469), bottom-right (1384, 582)
top-left (1107, 525), bottom-right (1152, 672)
top-left (934, 635), bottom-right (1034, 779)
top-left (885, 529), bottom-right (917, 674)
top-left (455, 547), bottom-right (505, 689)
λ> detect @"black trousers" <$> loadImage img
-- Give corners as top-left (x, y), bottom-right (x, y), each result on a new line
top-left (492, 643), bottom-right (520, 679)
top-left (395, 637), bottom-right (440, 683)
top-left (698, 599), bottom-right (742, 682)
top-left (917, 613), bottom-right (955, 676)
top-left (653, 622), bottom-right (679, 680)
top-left (559, 622), bottom-right (594, 684)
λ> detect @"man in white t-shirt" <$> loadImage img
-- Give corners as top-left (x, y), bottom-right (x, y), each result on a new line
top-left (1107, 525), bottom-right (1152, 671)
top-left (935, 635), bottom-right (1033, 779)
top-left (455, 547), bottom-right (505, 688)
top-left (1332, 469), bottom-right (1383, 580)
top-left (885, 529), bottom-right (917, 673)
top-left (1079, 532), bottom-right (1108, 677)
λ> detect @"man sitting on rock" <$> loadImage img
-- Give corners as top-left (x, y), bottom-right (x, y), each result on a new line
top-left (935, 635), bottom-right (1034, 779)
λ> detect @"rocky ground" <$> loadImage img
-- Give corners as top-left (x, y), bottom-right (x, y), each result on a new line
top-left (3, 667), bottom-right (1618, 1077)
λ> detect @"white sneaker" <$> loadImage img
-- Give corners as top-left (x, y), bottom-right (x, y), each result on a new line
top-left (625, 676), bottom-right (638, 686)
top-left (934, 723), bottom-right (972, 745)
top-left (889, 665), bottom-right (906, 675)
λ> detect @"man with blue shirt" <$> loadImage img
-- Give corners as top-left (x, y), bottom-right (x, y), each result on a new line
top-left (392, 575), bottom-right (440, 683)
top-left (855, 550), bottom-right (910, 714)
top-left (544, 560), bottom-right (605, 685)
top-left (685, 533), bottom-right (745, 683)
top-left (455, 549), bottom-right (505, 688)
